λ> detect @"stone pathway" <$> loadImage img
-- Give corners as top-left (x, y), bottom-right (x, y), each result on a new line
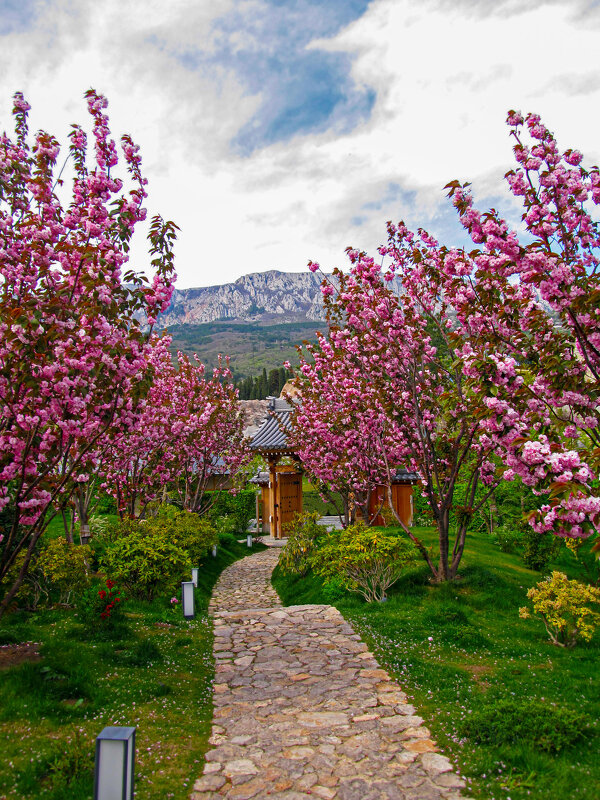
top-left (192, 549), bottom-right (469, 800)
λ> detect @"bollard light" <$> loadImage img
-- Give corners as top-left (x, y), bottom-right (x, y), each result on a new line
top-left (94, 726), bottom-right (136, 800)
top-left (191, 568), bottom-right (199, 587)
top-left (212, 544), bottom-right (217, 557)
top-left (247, 533), bottom-right (253, 548)
top-left (181, 581), bottom-right (195, 619)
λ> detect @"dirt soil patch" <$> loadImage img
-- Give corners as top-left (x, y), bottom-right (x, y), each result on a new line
top-left (0, 642), bottom-right (41, 669)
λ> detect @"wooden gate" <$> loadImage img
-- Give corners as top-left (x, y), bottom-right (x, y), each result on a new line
top-left (276, 471), bottom-right (303, 536)
top-left (368, 484), bottom-right (414, 527)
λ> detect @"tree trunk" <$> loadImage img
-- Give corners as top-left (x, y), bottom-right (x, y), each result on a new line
top-left (437, 508), bottom-right (451, 581)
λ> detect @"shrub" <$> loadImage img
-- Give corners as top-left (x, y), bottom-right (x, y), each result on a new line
top-left (519, 571), bottom-right (600, 647)
top-left (279, 512), bottom-right (326, 577)
top-left (148, 505), bottom-right (218, 565)
top-left (36, 537), bottom-right (90, 606)
top-left (459, 698), bottom-right (591, 752)
top-left (493, 524), bottom-right (522, 554)
top-left (522, 527), bottom-right (561, 571)
top-left (311, 523), bottom-right (417, 602)
top-left (207, 490), bottom-right (256, 534)
top-left (3, 537), bottom-right (90, 609)
top-left (99, 526), bottom-right (190, 600)
top-left (77, 578), bottom-right (127, 633)
top-left (321, 577), bottom-right (348, 603)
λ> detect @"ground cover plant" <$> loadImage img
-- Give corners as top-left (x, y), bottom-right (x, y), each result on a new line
top-left (272, 525), bottom-right (600, 800)
top-left (0, 534), bottom-right (264, 800)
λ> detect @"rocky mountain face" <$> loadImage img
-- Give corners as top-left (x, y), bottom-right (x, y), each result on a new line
top-left (159, 270), bottom-right (327, 326)
top-left (238, 399), bottom-right (269, 438)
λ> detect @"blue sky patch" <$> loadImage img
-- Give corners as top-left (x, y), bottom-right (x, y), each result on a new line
top-left (0, 0), bottom-right (42, 35)
top-left (160, 0), bottom-right (375, 153)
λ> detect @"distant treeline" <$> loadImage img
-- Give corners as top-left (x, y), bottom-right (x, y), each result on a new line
top-left (236, 367), bottom-right (293, 400)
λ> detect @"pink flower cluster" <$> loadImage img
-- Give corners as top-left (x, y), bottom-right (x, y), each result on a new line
top-left (0, 91), bottom-right (176, 607)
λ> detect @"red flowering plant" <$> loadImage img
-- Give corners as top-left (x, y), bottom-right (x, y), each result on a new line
top-left (78, 577), bottom-right (126, 631)
top-left (97, 578), bottom-right (123, 621)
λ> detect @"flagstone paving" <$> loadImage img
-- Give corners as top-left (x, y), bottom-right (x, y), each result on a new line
top-left (192, 548), bottom-right (470, 800)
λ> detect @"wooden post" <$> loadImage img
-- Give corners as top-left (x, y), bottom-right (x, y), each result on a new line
top-left (255, 492), bottom-right (260, 536)
top-left (269, 457), bottom-right (279, 539)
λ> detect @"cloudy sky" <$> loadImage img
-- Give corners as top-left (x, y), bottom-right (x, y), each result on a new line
top-left (1, 0), bottom-right (599, 288)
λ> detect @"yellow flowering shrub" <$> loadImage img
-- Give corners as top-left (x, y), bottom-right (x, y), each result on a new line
top-left (519, 571), bottom-right (600, 647)
top-left (311, 523), bottom-right (417, 603)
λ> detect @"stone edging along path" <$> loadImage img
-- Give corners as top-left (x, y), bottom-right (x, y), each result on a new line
top-left (191, 549), bottom-right (471, 800)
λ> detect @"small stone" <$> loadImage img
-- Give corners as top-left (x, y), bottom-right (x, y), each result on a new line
top-left (228, 777), bottom-right (270, 799)
top-left (421, 752), bottom-right (453, 774)
top-left (433, 772), bottom-right (466, 788)
top-left (352, 713), bottom-right (379, 722)
top-left (401, 726), bottom-right (431, 740)
top-left (283, 746), bottom-right (316, 760)
top-left (223, 759), bottom-right (259, 777)
top-left (377, 692), bottom-right (408, 706)
top-left (395, 750), bottom-right (418, 764)
top-left (203, 762), bottom-right (222, 774)
top-left (312, 786), bottom-right (337, 799)
top-left (297, 711), bottom-right (349, 728)
top-left (193, 774), bottom-right (226, 791)
top-left (359, 669), bottom-right (389, 680)
top-left (381, 715), bottom-right (423, 732)
top-left (404, 738), bottom-right (437, 753)
top-left (234, 655), bottom-right (255, 667)
top-left (290, 672), bottom-right (311, 681)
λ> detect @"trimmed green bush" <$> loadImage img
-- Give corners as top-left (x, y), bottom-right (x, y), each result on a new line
top-left (311, 523), bottom-right (417, 602)
top-left (149, 505), bottom-right (218, 565)
top-left (99, 527), bottom-right (190, 600)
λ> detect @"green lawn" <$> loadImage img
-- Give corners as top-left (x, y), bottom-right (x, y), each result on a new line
top-left (302, 477), bottom-right (345, 518)
top-left (272, 526), bottom-right (600, 800)
top-left (0, 538), bottom-right (265, 800)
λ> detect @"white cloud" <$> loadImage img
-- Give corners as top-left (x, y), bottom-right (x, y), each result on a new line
top-left (0, 0), bottom-right (598, 288)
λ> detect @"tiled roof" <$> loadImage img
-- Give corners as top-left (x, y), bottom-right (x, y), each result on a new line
top-left (393, 468), bottom-right (419, 482)
top-left (250, 397), bottom-right (293, 452)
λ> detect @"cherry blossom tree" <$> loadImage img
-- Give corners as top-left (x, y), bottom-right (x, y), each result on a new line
top-left (293, 109), bottom-right (600, 580)
top-left (101, 343), bottom-right (249, 518)
top-left (439, 111), bottom-right (599, 545)
top-left (0, 91), bottom-right (177, 615)
top-left (292, 253), bottom-right (501, 582)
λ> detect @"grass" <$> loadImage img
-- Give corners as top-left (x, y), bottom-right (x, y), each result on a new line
top-left (0, 536), bottom-right (266, 800)
top-left (301, 476), bottom-right (345, 518)
top-left (272, 526), bottom-right (600, 800)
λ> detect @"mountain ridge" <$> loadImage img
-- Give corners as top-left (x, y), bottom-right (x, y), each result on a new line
top-left (159, 270), bottom-right (328, 326)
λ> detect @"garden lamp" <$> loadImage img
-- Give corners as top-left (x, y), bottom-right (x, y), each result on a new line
top-left (212, 544), bottom-right (217, 557)
top-left (247, 533), bottom-right (253, 548)
top-left (181, 581), bottom-right (195, 619)
top-left (94, 726), bottom-right (136, 800)
top-left (191, 568), bottom-right (199, 587)
top-left (80, 523), bottom-right (91, 545)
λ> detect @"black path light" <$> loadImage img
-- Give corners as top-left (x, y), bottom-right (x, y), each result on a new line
top-left (181, 580), bottom-right (195, 619)
top-left (94, 726), bottom-right (136, 800)
top-left (191, 568), bottom-right (199, 587)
